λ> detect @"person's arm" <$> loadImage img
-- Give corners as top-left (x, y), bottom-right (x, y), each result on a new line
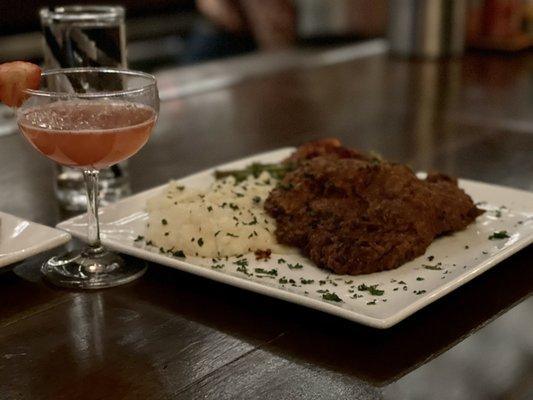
top-left (196, 0), bottom-right (246, 32)
top-left (197, 0), bottom-right (297, 49)
top-left (240, 0), bottom-right (296, 49)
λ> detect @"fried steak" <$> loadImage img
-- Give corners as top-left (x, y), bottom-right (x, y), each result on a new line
top-left (264, 139), bottom-right (483, 275)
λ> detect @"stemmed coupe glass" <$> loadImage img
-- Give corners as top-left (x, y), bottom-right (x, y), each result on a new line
top-left (16, 68), bottom-right (159, 289)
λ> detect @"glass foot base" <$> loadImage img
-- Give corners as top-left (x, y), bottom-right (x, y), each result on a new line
top-left (41, 248), bottom-right (146, 289)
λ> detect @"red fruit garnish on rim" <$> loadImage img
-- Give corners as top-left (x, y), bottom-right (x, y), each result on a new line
top-left (0, 61), bottom-right (41, 107)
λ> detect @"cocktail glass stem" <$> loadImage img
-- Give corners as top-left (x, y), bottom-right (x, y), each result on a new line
top-left (41, 169), bottom-right (146, 289)
top-left (83, 169), bottom-right (104, 254)
top-left (40, 167), bottom-right (147, 288)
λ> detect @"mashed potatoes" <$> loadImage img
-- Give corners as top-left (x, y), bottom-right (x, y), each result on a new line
top-left (145, 172), bottom-right (293, 258)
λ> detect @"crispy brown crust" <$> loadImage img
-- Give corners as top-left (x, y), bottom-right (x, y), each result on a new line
top-left (265, 140), bottom-right (483, 275)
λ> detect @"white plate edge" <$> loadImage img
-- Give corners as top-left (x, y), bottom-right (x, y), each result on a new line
top-left (0, 212), bottom-right (72, 268)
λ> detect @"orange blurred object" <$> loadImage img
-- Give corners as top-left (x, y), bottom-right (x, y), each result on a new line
top-left (467, 0), bottom-right (532, 50)
top-left (0, 62), bottom-right (41, 107)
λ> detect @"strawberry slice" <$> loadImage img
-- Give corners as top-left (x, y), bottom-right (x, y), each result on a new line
top-left (0, 61), bottom-right (41, 107)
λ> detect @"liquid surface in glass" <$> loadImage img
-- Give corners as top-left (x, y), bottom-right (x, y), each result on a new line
top-left (18, 100), bottom-right (155, 169)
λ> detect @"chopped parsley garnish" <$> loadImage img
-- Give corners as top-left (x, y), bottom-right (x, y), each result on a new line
top-left (176, 185), bottom-right (184, 191)
top-left (278, 277), bottom-right (288, 284)
top-left (357, 283), bottom-right (384, 296)
top-left (255, 274), bottom-right (275, 279)
top-left (398, 280), bottom-right (406, 285)
top-left (253, 196), bottom-right (261, 204)
top-left (233, 259), bottom-right (249, 267)
top-left (366, 300), bottom-right (377, 305)
top-left (319, 280), bottom-right (326, 285)
top-left (226, 233), bottom-right (239, 238)
top-left (243, 216), bottom-right (258, 225)
top-left (416, 277), bottom-right (425, 281)
top-left (173, 250), bottom-right (185, 258)
top-left (277, 258), bottom-right (286, 264)
top-left (214, 230), bottom-right (221, 237)
top-left (367, 286), bottom-right (384, 296)
top-left (161, 219), bottom-right (168, 225)
top-left (423, 264), bottom-right (442, 270)
top-left (211, 264), bottom-right (224, 269)
top-left (134, 235), bottom-right (144, 242)
top-left (229, 203), bottom-right (239, 211)
top-left (300, 278), bottom-right (314, 285)
top-left (207, 206), bottom-right (213, 212)
top-left (427, 255), bottom-right (434, 261)
top-left (322, 292), bottom-right (342, 302)
top-left (489, 230), bottom-right (510, 240)
top-left (344, 280), bottom-right (353, 284)
top-left (414, 290), bottom-right (427, 295)
top-left (236, 265), bottom-right (252, 276)
top-left (197, 238), bottom-right (204, 247)
top-left (254, 268), bottom-right (278, 276)
top-left (287, 263), bottom-right (303, 270)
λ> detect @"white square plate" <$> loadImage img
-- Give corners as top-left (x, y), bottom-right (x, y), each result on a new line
top-left (0, 212), bottom-right (71, 268)
top-left (57, 148), bottom-right (533, 328)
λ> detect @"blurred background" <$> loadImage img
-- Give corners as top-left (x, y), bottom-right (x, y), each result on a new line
top-left (0, 0), bottom-right (388, 70)
top-left (2, 0), bottom-right (532, 146)
top-left (1, 0), bottom-right (532, 71)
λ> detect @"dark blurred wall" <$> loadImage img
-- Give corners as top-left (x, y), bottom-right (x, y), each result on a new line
top-left (0, 0), bottom-right (195, 36)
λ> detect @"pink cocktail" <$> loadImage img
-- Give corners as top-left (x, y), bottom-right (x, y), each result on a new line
top-left (16, 68), bottom-right (159, 289)
top-left (19, 101), bottom-right (156, 169)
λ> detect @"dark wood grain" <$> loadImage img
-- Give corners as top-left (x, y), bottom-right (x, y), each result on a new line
top-left (0, 49), bottom-right (532, 400)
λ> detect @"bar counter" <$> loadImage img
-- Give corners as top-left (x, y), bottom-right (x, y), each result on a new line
top-left (0, 42), bottom-right (531, 399)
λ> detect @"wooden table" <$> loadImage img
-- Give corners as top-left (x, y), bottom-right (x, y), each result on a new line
top-left (1, 44), bottom-right (532, 400)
